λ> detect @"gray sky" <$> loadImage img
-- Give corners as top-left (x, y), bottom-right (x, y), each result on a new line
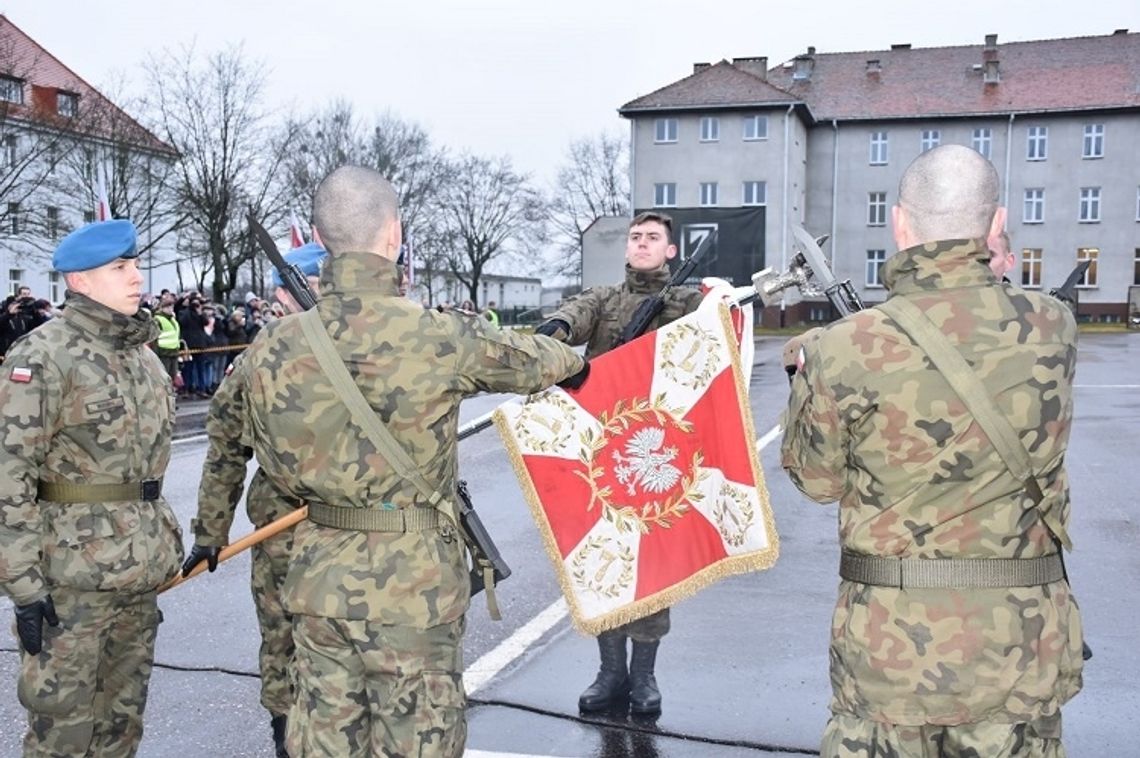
top-left (4, 1), bottom-right (1137, 185)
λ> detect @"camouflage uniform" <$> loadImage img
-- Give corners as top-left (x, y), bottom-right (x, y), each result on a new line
top-left (0, 291), bottom-right (184, 757)
top-left (546, 263), bottom-right (702, 641)
top-left (192, 352), bottom-right (299, 719)
top-left (782, 240), bottom-right (1084, 755)
top-left (237, 252), bottom-right (584, 757)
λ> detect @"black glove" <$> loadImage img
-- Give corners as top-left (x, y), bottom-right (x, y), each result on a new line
top-left (535, 319), bottom-right (570, 340)
top-left (15, 596), bottom-right (59, 655)
top-left (558, 360), bottom-right (590, 390)
top-left (181, 544), bottom-right (222, 577)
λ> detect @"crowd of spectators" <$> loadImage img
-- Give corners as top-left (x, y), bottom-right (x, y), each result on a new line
top-left (0, 285), bottom-right (56, 358)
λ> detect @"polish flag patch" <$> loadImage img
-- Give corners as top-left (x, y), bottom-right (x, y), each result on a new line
top-left (9, 367), bottom-right (33, 383)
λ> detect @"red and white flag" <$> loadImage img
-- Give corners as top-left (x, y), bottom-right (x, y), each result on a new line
top-left (289, 209), bottom-right (306, 248)
top-left (494, 291), bottom-right (778, 634)
top-left (95, 166), bottom-right (111, 221)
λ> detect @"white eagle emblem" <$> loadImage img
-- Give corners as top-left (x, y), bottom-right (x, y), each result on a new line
top-left (611, 427), bottom-right (682, 496)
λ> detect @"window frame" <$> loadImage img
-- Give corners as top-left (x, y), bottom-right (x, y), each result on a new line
top-left (1023, 188), bottom-right (1045, 224)
top-left (699, 116), bottom-right (720, 142)
top-left (1020, 248), bottom-right (1043, 288)
top-left (654, 118), bottom-right (678, 144)
top-left (1082, 123), bottom-right (1104, 159)
top-left (972, 127), bottom-right (992, 159)
top-left (1078, 187), bottom-right (1102, 223)
top-left (743, 115), bottom-right (768, 141)
top-left (869, 132), bottom-right (888, 165)
top-left (699, 181), bottom-right (719, 207)
top-left (0, 75), bottom-right (23, 105)
top-left (920, 129), bottom-right (941, 153)
top-left (653, 182), bottom-right (677, 208)
top-left (1027, 125), bottom-right (1048, 161)
top-left (1076, 247), bottom-right (1099, 287)
top-left (867, 192), bottom-right (887, 226)
top-left (742, 180), bottom-right (767, 206)
top-left (56, 91), bottom-right (79, 119)
top-left (865, 249), bottom-right (887, 288)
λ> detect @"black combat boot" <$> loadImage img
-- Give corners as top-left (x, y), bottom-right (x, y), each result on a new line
top-left (578, 631), bottom-right (630, 712)
top-left (270, 714), bottom-right (289, 758)
top-left (628, 640), bottom-right (662, 715)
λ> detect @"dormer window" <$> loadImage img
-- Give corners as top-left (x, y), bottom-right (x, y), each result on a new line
top-left (57, 91), bottom-right (78, 118)
top-left (0, 76), bottom-right (24, 105)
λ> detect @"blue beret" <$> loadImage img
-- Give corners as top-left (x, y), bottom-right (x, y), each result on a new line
top-left (52, 219), bottom-right (139, 273)
top-left (272, 242), bottom-right (327, 287)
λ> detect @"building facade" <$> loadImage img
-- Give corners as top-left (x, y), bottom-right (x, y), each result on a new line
top-left (620, 31), bottom-right (1140, 324)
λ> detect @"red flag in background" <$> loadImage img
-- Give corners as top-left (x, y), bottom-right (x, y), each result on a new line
top-left (494, 292), bottom-right (777, 634)
top-left (289, 209), bottom-right (306, 249)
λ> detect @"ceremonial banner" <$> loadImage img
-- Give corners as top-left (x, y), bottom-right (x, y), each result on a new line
top-left (494, 291), bottom-right (778, 634)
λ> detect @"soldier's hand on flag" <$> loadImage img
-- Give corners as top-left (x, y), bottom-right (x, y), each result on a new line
top-left (181, 544), bottom-right (222, 577)
top-left (15, 595), bottom-right (59, 655)
top-left (558, 359), bottom-right (591, 390)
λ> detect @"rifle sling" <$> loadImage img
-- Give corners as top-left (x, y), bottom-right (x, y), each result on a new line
top-left (877, 296), bottom-right (1072, 552)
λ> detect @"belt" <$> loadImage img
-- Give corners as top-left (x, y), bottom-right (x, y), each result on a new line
top-left (307, 502), bottom-right (440, 532)
top-left (38, 478), bottom-right (163, 503)
top-left (839, 549), bottom-right (1064, 589)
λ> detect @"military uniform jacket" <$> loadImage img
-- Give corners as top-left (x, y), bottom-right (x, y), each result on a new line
top-left (0, 292), bottom-right (184, 606)
top-left (781, 239), bottom-right (1083, 726)
top-left (546, 264), bottom-right (703, 359)
top-left (239, 253), bottom-right (584, 627)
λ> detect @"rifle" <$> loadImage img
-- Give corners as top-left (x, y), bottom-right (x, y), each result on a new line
top-left (1048, 260), bottom-right (1090, 313)
top-left (751, 225), bottom-right (863, 317)
top-left (248, 210), bottom-right (509, 603)
top-left (616, 228), bottom-right (718, 346)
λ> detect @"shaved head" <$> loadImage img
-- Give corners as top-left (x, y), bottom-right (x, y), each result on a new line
top-left (312, 166), bottom-right (400, 257)
top-left (896, 144), bottom-right (1001, 245)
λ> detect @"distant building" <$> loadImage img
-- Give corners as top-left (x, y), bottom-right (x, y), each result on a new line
top-left (0, 15), bottom-right (180, 302)
top-left (620, 30), bottom-right (1140, 324)
top-left (409, 269), bottom-right (544, 322)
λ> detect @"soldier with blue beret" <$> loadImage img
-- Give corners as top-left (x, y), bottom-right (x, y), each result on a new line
top-left (0, 219), bottom-right (184, 755)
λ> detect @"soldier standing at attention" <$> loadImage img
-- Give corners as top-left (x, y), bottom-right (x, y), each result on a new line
top-left (534, 211), bottom-right (702, 716)
top-left (237, 165), bottom-right (587, 757)
top-left (0, 219), bottom-right (184, 757)
top-left (181, 241), bottom-right (327, 757)
top-left (782, 145), bottom-right (1084, 757)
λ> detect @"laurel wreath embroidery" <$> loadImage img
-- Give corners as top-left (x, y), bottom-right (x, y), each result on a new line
top-left (659, 323), bottom-right (719, 390)
top-left (713, 482), bottom-right (755, 547)
top-left (573, 395), bottom-right (707, 535)
top-left (513, 392), bottom-right (577, 453)
top-left (569, 535), bottom-right (636, 599)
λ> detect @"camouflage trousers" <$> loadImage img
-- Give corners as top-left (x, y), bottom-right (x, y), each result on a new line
top-left (250, 525), bottom-right (295, 717)
top-left (821, 712), bottom-right (1066, 758)
top-left (287, 614), bottom-right (467, 758)
top-left (613, 607), bottom-right (670, 642)
top-left (16, 588), bottom-right (160, 758)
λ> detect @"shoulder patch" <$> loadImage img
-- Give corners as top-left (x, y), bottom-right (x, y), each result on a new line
top-left (9, 367), bottom-right (32, 383)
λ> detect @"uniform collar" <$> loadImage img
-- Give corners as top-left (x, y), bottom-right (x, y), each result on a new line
top-left (624, 263), bottom-right (671, 294)
top-left (319, 252), bottom-right (400, 298)
top-left (61, 291), bottom-right (158, 348)
top-left (882, 238), bottom-right (995, 295)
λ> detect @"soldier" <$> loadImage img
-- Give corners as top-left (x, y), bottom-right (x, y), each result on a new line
top-left (988, 229), bottom-right (1016, 281)
top-left (534, 210), bottom-right (702, 716)
top-left (235, 165), bottom-right (586, 757)
top-left (0, 219), bottom-right (184, 757)
top-left (181, 241), bottom-right (327, 757)
top-left (781, 145), bottom-right (1084, 757)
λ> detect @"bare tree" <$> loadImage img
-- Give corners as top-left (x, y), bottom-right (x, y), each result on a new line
top-left (437, 154), bottom-right (545, 307)
top-left (547, 131), bottom-right (630, 281)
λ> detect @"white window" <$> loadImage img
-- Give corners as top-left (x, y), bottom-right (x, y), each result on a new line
top-left (46, 206), bottom-right (60, 241)
top-left (1082, 124), bottom-right (1104, 159)
top-left (699, 182), bottom-right (718, 206)
top-left (866, 250), bottom-right (887, 287)
top-left (56, 92), bottom-right (78, 118)
top-left (743, 115), bottom-right (768, 141)
top-left (1079, 187), bottom-right (1101, 223)
top-left (1021, 248), bottom-right (1042, 288)
top-left (1027, 126), bottom-right (1048, 160)
top-left (654, 118), bottom-right (678, 143)
top-left (699, 117), bottom-right (719, 142)
top-left (869, 132), bottom-right (888, 165)
top-left (653, 182), bottom-right (676, 207)
top-left (49, 272), bottom-right (61, 303)
top-left (742, 180), bottom-right (767, 206)
top-left (921, 130), bottom-right (941, 152)
top-left (972, 128), bottom-right (992, 159)
top-left (7, 202), bottom-right (19, 235)
top-left (1023, 189), bottom-right (1045, 224)
top-left (867, 192), bottom-right (887, 226)
top-left (1077, 247), bottom-right (1098, 287)
top-left (8, 268), bottom-right (23, 295)
top-left (3, 135), bottom-right (16, 167)
top-left (0, 76), bottom-right (23, 105)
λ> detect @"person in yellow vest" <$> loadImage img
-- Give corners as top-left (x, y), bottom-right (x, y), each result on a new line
top-left (152, 294), bottom-right (183, 386)
top-left (482, 300), bottom-right (500, 327)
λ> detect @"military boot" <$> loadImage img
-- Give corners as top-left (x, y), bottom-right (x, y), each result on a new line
top-left (270, 714), bottom-right (289, 758)
top-left (578, 631), bottom-right (630, 712)
top-left (628, 640), bottom-right (662, 715)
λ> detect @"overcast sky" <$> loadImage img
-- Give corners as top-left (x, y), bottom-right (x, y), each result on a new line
top-left (4, 1), bottom-right (1137, 185)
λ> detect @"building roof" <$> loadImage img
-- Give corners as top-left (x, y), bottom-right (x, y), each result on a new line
top-left (619, 60), bottom-right (799, 114)
top-left (0, 15), bottom-right (175, 155)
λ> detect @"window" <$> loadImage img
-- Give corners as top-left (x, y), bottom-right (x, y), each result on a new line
top-left (1023, 189), bottom-right (1045, 223)
top-left (1082, 124), bottom-right (1104, 159)
top-left (1021, 248), bottom-right (1042, 288)
top-left (46, 206), bottom-right (60, 241)
top-left (3, 135), bottom-right (16, 167)
top-left (972, 128), bottom-right (992, 159)
top-left (653, 182), bottom-right (676, 207)
top-left (867, 192), bottom-right (887, 226)
top-left (1079, 187), bottom-right (1101, 223)
top-left (7, 202), bottom-right (19, 235)
top-left (866, 250), bottom-right (887, 287)
top-left (742, 180), bottom-right (767, 206)
top-left (869, 132), bottom-right (888, 165)
top-left (83, 148), bottom-right (95, 181)
top-left (699, 182), bottom-right (718, 206)
top-left (49, 272), bottom-right (61, 303)
top-left (654, 118), bottom-right (678, 143)
top-left (83, 210), bottom-right (96, 224)
top-left (1134, 248), bottom-right (1140, 286)
top-left (921, 130), bottom-right (941, 152)
top-left (8, 269), bottom-right (23, 295)
top-left (0, 75), bottom-right (23, 105)
top-left (1076, 247), bottom-right (1098, 287)
top-left (1027, 126), bottom-right (1048, 160)
top-left (743, 115), bottom-right (768, 141)
top-left (699, 117), bottom-right (719, 142)
top-left (56, 92), bottom-right (78, 118)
